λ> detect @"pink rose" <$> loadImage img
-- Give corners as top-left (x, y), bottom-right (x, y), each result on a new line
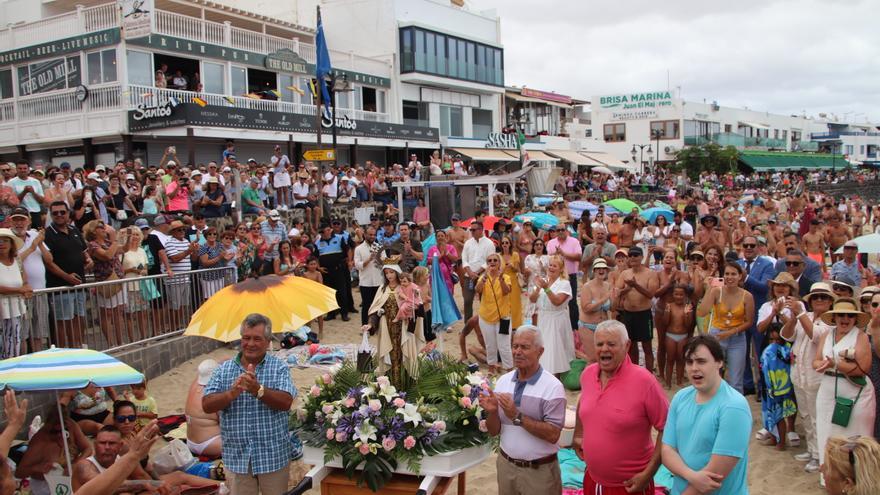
top-left (461, 384), bottom-right (472, 396)
top-left (309, 385), bottom-right (321, 397)
top-left (358, 443), bottom-right (371, 455)
top-left (481, 382), bottom-right (490, 391)
top-left (322, 404), bottom-right (334, 414)
top-left (335, 431), bottom-right (348, 442)
top-left (376, 376), bottom-right (390, 388)
top-left (478, 419), bottom-right (488, 432)
top-left (326, 428), bottom-right (335, 440)
top-left (382, 437), bottom-right (397, 451)
top-left (403, 436), bottom-right (416, 450)
top-left (393, 398), bottom-right (406, 408)
top-left (369, 399), bottom-right (382, 412)
top-left (343, 397), bottom-right (356, 408)
top-left (433, 420), bottom-right (446, 432)
top-left (460, 397), bottom-right (472, 408)
top-left (322, 373), bottom-right (333, 384)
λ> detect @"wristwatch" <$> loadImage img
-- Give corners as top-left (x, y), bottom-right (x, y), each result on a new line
top-left (513, 412), bottom-right (523, 426)
top-left (256, 385), bottom-right (265, 399)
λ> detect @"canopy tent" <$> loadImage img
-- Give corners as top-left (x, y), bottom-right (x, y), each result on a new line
top-left (580, 151), bottom-right (637, 172)
top-left (738, 151), bottom-right (844, 171)
top-left (448, 148), bottom-right (518, 162)
top-left (738, 121), bottom-right (770, 130)
top-left (523, 150), bottom-right (560, 162)
top-left (546, 149), bottom-right (595, 166)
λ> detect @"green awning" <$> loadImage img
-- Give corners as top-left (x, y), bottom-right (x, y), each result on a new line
top-left (738, 151), bottom-right (845, 171)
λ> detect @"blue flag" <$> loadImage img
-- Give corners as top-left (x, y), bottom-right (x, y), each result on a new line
top-left (315, 7), bottom-right (333, 118)
top-left (431, 255), bottom-right (461, 332)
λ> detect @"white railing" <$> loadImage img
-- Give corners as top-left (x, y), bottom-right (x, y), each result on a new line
top-left (16, 84), bottom-right (122, 121)
top-left (0, 3), bottom-right (118, 51)
top-left (154, 9), bottom-right (207, 43)
top-left (0, 101), bottom-right (14, 123)
top-left (126, 84), bottom-right (390, 122)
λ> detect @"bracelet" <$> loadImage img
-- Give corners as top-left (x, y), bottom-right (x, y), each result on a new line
top-left (544, 288), bottom-right (551, 294)
top-left (796, 312), bottom-right (807, 319)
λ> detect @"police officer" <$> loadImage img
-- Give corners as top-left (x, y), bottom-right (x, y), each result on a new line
top-left (316, 221), bottom-right (352, 321)
top-left (331, 218), bottom-right (356, 316)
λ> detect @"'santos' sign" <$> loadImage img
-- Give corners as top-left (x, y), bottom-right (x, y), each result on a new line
top-left (599, 91), bottom-right (674, 110)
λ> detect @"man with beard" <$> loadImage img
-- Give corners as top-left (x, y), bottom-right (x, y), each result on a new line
top-left (354, 226), bottom-right (383, 325)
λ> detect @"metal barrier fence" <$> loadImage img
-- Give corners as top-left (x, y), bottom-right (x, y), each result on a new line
top-left (9, 267), bottom-right (236, 355)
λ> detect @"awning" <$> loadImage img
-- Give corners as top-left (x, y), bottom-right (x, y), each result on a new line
top-left (506, 93), bottom-right (573, 109)
top-left (546, 149), bottom-right (595, 166)
top-left (579, 152), bottom-right (637, 172)
top-left (450, 148), bottom-right (518, 162)
top-left (524, 150), bottom-right (559, 162)
top-left (738, 151), bottom-right (844, 171)
top-left (456, 165), bottom-right (535, 186)
top-left (738, 121), bottom-right (770, 130)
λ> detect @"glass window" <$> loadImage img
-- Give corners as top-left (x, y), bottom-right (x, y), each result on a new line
top-left (402, 100), bottom-right (428, 127)
top-left (466, 42), bottom-right (476, 80)
top-left (476, 45), bottom-right (485, 83)
top-left (400, 27), bottom-right (504, 85)
top-left (472, 108), bottom-right (492, 139)
top-left (231, 66), bottom-right (247, 96)
top-left (102, 49), bottom-right (117, 83)
top-left (415, 30), bottom-right (425, 72)
top-left (376, 89), bottom-right (386, 114)
top-left (87, 52), bottom-right (102, 85)
top-left (278, 74), bottom-right (295, 102)
top-left (494, 49), bottom-right (503, 85)
top-left (300, 77), bottom-right (313, 105)
top-left (650, 120), bottom-right (680, 139)
top-left (457, 40), bottom-right (466, 77)
top-left (440, 104), bottom-right (463, 137)
top-left (0, 70), bottom-right (11, 99)
top-left (126, 50), bottom-right (153, 86)
top-left (425, 32), bottom-right (435, 73)
top-left (436, 34), bottom-right (446, 75)
top-left (603, 123), bottom-right (626, 142)
top-left (361, 86), bottom-right (377, 112)
top-left (66, 56), bottom-right (81, 88)
top-left (401, 28), bottom-right (413, 72)
top-left (335, 90), bottom-right (351, 109)
top-left (447, 38), bottom-right (457, 78)
top-left (17, 56), bottom-right (82, 96)
top-left (202, 61), bottom-right (224, 94)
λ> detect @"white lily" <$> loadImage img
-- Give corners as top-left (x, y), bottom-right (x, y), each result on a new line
top-left (466, 373), bottom-right (484, 386)
top-left (396, 402), bottom-right (423, 425)
top-left (353, 421), bottom-right (378, 443)
top-left (328, 407), bottom-right (344, 425)
top-left (378, 384), bottom-right (397, 402)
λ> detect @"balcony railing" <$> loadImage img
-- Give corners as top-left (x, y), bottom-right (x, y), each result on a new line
top-left (127, 84), bottom-right (390, 122)
top-left (16, 84), bottom-right (122, 122)
top-left (810, 131), bottom-right (880, 139)
top-left (0, 3), bottom-right (118, 51)
top-left (684, 133), bottom-right (788, 149)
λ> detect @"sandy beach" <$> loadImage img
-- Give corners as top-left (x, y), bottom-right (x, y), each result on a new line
top-left (149, 289), bottom-right (826, 495)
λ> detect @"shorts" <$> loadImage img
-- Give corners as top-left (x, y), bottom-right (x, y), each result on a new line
top-left (577, 320), bottom-right (598, 331)
top-left (51, 291), bottom-right (86, 321)
top-left (165, 282), bottom-right (192, 311)
top-left (21, 293), bottom-right (49, 339)
top-left (618, 309), bottom-right (653, 342)
top-left (293, 201), bottom-right (315, 209)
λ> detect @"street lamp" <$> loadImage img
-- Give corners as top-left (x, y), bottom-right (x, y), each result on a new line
top-left (330, 73), bottom-right (352, 169)
top-left (630, 144), bottom-right (652, 175)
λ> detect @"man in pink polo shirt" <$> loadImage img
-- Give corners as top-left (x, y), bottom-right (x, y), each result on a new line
top-left (546, 224), bottom-right (581, 329)
top-left (573, 320), bottom-right (669, 494)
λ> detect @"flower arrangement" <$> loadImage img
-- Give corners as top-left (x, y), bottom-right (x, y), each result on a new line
top-left (293, 357), bottom-right (496, 491)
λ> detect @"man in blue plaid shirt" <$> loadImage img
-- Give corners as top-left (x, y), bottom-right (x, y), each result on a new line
top-left (203, 313), bottom-right (296, 494)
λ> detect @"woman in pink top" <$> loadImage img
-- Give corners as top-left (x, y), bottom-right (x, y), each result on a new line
top-left (412, 198), bottom-right (431, 231)
top-left (426, 229), bottom-right (458, 295)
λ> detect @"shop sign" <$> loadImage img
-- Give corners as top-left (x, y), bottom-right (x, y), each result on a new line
top-left (0, 28), bottom-right (120, 66)
top-left (521, 88), bottom-right (572, 105)
top-left (128, 103), bottom-right (438, 141)
top-left (599, 91), bottom-right (674, 111)
top-left (18, 57), bottom-right (80, 96)
top-left (120, 0), bottom-right (153, 39)
top-left (265, 49), bottom-right (308, 74)
top-left (484, 132), bottom-right (518, 149)
top-left (610, 110), bottom-right (658, 122)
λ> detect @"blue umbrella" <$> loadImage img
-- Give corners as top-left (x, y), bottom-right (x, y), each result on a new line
top-left (418, 232), bottom-right (436, 267)
top-left (640, 207), bottom-right (674, 224)
top-left (513, 212), bottom-right (558, 230)
top-left (567, 200), bottom-right (594, 220)
top-left (430, 255), bottom-right (461, 331)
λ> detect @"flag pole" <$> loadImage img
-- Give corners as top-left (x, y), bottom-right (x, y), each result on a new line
top-left (315, 6), bottom-right (323, 153)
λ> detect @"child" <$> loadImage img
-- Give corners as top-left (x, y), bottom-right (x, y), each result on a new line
top-left (759, 326), bottom-right (797, 450)
top-left (220, 230), bottom-right (238, 269)
top-left (302, 256), bottom-right (324, 337)
top-left (660, 285), bottom-right (695, 388)
top-left (412, 266), bottom-right (434, 343)
top-left (394, 272), bottom-right (422, 334)
top-left (141, 185), bottom-right (162, 215)
top-left (124, 380), bottom-right (158, 429)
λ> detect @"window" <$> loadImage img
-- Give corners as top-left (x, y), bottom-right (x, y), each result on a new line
top-left (399, 27), bottom-right (503, 86)
top-left (361, 86), bottom-right (378, 112)
top-left (87, 49), bottom-right (117, 85)
top-left (401, 28), bottom-right (413, 72)
top-left (440, 104), bottom-right (463, 137)
top-left (202, 61), bottom-right (224, 94)
top-left (231, 66), bottom-right (247, 96)
top-left (425, 32), bottom-right (436, 73)
top-left (845, 145), bottom-right (854, 155)
top-left (724, 124), bottom-right (732, 133)
top-left (472, 108), bottom-right (492, 139)
top-left (860, 145), bottom-right (865, 154)
top-left (127, 50), bottom-right (153, 86)
top-left (0, 70), bottom-right (11, 99)
top-left (436, 33), bottom-right (446, 75)
top-left (402, 100), bottom-right (428, 127)
top-left (781, 130), bottom-right (788, 141)
top-left (447, 38), bottom-right (457, 78)
top-left (415, 30), bottom-right (425, 72)
top-left (603, 123), bottom-right (626, 142)
top-left (299, 77), bottom-right (313, 105)
top-left (18, 56), bottom-right (81, 96)
top-left (650, 120), bottom-right (680, 139)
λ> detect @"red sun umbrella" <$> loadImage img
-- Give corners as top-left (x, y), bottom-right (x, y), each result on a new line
top-left (460, 215), bottom-right (503, 233)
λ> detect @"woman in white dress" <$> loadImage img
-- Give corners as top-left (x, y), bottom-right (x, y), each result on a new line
top-left (522, 238), bottom-right (549, 325)
top-left (528, 255), bottom-right (573, 376)
top-left (813, 298), bottom-right (876, 469)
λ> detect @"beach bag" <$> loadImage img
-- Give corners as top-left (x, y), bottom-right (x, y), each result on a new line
top-left (561, 359), bottom-right (587, 391)
top-left (140, 279), bottom-right (161, 301)
top-left (153, 439), bottom-right (195, 475)
top-left (831, 374), bottom-right (866, 428)
top-left (96, 272), bottom-right (123, 298)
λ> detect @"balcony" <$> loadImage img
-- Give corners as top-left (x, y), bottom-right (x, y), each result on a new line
top-left (0, 3), bottom-right (118, 51)
top-left (683, 133), bottom-right (786, 149)
top-left (810, 131), bottom-right (880, 140)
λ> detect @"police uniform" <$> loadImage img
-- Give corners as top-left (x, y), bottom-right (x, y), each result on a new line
top-left (316, 232), bottom-right (354, 319)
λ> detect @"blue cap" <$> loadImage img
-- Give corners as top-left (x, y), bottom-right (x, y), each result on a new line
top-left (134, 218), bottom-right (150, 229)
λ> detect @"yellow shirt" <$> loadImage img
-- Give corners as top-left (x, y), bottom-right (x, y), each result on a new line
top-left (479, 273), bottom-right (511, 323)
top-left (129, 395), bottom-right (158, 428)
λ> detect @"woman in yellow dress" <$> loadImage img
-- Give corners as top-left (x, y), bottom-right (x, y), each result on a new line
top-left (499, 236), bottom-right (523, 329)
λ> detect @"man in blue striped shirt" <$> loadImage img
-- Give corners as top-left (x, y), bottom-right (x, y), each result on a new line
top-left (203, 314), bottom-right (296, 494)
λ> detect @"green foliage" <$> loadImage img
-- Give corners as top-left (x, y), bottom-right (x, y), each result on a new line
top-left (671, 143), bottom-right (740, 179)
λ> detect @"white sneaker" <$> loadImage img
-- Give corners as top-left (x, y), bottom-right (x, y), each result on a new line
top-left (805, 459), bottom-right (820, 473)
top-left (794, 452), bottom-right (812, 462)
top-left (787, 431), bottom-right (801, 447)
top-left (754, 428), bottom-right (771, 441)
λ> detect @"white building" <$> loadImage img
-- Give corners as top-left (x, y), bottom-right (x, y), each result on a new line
top-left (589, 89), bottom-right (880, 171)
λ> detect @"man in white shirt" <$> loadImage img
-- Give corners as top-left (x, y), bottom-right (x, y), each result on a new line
top-left (9, 161), bottom-right (45, 228)
top-left (453, 155), bottom-right (467, 176)
top-left (461, 220), bottom-right (496, 322)
top-left (354, 227), bottom-right (384, 325)
top-left (10, 207), bottom-right (49, 352)
top-left (671, 211), bottom-right (694, 241)
top-left (202, 162), bottom-right (225, 187)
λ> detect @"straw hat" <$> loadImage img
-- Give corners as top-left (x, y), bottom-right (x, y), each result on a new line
top-left (0, 228), bottom-right (23, 251)
top-left (592, 258), bottom-right (609, 270)
top-left (768, 272), bottom-right (798, 295)
top-left (803, 281), bottom-right (834, 304)
top-left (820, 297), bottom-right (870, 327)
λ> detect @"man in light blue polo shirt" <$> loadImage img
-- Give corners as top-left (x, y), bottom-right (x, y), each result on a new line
top-left (662, 335), bottom-right (751, 495)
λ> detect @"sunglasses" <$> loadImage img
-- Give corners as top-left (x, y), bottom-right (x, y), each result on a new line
top-left (469, 227), bottom-right (481, 231)
top-left (115, 414), bottom-right (137, 423)
top-left (206, 232), bottom-right (217, 236)
top-left (832, 284), bottom-right (852, 292)
top-left (487, 259), bottom-right (500, 264)
top-left (785, 261), bottom-right (802, 266)
top-left (628, 253), bottom-right (641, 257)
top-left (841, 435), bottom-right (862, 482)
top-left (742, 243), bottom-right (757, 248)
top-left (811, 294), bottom-right (833, 301)
top-left (51, 210), bottom-right (68, 216)
top-left (690, 255), bottom-right (704, 261)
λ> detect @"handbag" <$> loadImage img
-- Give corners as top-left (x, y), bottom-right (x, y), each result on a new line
top-left (487, 273), bottom-right (512, 334)
top-left (115, 210), bottom-right (128, 221)
top-left (831, 373), bottom-right (864, 428)
top-left (96, 271), bottom-right (123, 298)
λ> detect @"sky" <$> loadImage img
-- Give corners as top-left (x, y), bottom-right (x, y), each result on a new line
top-left (474, 0), bottom-right (880, 123)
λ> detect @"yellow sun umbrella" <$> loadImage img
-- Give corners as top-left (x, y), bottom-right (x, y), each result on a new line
top-left (185, 275), bottom-right (339, 342)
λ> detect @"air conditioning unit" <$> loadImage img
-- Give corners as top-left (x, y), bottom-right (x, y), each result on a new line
top-left (711, 101), bottom-right (720, 111)
top-left (664, 145), bottom-right (678, 154)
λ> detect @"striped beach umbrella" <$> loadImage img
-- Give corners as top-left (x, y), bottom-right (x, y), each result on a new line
top-left (0, 346), bottom-right (144, 392)
top-left (185, 275), bottom-right (339, 342)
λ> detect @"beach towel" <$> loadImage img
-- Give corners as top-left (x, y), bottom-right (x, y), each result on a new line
top-left (558, 448), bottom-right (586, 489)
top-left (760, 342), bottom-right (797, 442)
top-left (157, 414), bottom-right (187, 435)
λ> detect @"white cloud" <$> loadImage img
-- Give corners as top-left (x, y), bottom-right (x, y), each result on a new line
top-left (477, 0), bottom-right (880, 122)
